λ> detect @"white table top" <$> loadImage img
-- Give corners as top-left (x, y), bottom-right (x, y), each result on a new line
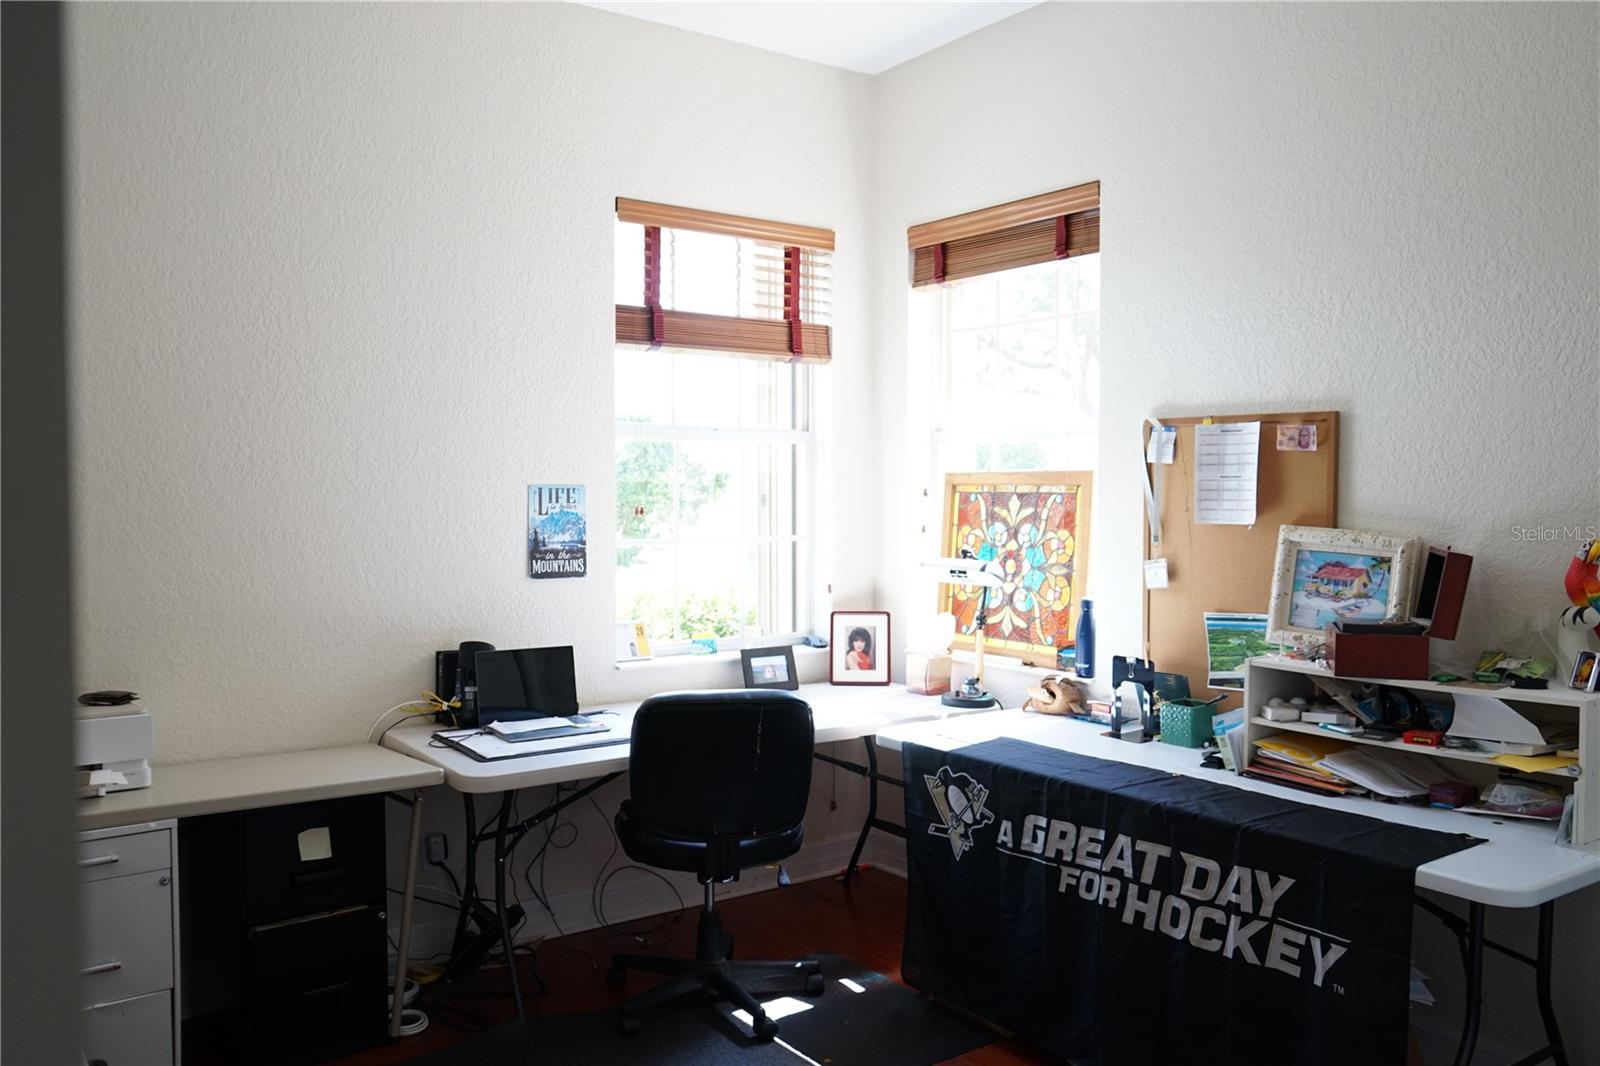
top-left (77, 745), bottom-right (444, 831)
top-left (875, 710), bottom-right (1600, 908)
top-left (381, 683), bottom-right (980, 793)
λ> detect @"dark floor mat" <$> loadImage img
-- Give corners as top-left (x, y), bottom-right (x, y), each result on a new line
top-left (413, 954), bottom-right (992, 1066)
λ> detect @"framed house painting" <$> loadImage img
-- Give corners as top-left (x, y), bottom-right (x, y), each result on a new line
top-left (1266, 525), bottom-right (1420, 644)
top-left (939, 472), bottom-right (1093, 667)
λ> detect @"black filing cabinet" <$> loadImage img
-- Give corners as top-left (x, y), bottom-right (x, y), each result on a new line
top-left (183, 794), bottom-right (387, 1062)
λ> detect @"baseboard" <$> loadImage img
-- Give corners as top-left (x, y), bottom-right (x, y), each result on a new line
top-left (393, 829), bottom-right (908, 966)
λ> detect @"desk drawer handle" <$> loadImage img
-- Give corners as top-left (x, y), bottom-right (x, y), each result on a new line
top-left (77, 854), bottom-right (120, 868)
top-left (80, 961), bottom-right (123, 977)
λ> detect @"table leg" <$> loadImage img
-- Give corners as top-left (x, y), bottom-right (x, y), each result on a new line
top-left (446, 793), bottom-right (478, 973)
top-left (1533, 901), bottom-right (1568, 1066)
top-left (389, 789), bottom-right (423, 1039)
top-left (493, 793), bottom-right (524, 1017)
top-left (1452, 901), bottom-right (1484, 1066)
top-left (842, 738), bottom-right (878, 886)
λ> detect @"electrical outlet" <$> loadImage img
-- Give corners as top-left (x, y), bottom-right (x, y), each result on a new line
top-left (425, 832), bottom-right (448, 865)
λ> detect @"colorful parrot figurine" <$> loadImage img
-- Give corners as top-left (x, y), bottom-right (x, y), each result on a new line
top-left (1565, 539), bottom-right (1600, 638)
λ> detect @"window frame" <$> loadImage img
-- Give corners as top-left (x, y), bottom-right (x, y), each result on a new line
top-left (924, 254), bottom-right (1102, 481)
top-left (613, 351), bottom-right (817, 658)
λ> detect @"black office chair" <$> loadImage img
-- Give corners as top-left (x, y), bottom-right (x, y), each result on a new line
top-left (608, 690), bottom-right (824, 1040)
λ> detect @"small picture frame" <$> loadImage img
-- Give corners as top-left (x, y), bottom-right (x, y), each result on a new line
top-left (830, 611), bottom-right (891, 686)
top-left (1571, 651), bottom-right (1598, 693)
top-left (741, 646), bottom-right (800, 691)
top-left (1267, 526), bottom-right (1421, 645)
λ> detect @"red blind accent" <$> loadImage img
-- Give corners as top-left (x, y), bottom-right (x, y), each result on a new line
top-left (643, 225), bottom-right (663, 349)
top-left (933, 243), bottom-right (946, 284)
top-left (783, 245), bottom-right (804, 358)
top-left (1054, 215), bottom-right (1068, 259)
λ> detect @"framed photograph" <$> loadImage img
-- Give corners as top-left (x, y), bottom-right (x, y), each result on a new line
top-left (741, 645), bottom-right (799, 690)
top-left (939, 472), bottom-right (1093, 666)
top-left (1571, 651), bottom-right (1598, 692)
top-left (1267, 526), bottom-right (1421, 644)
top-left (830, 611), bottom-right (891, 686)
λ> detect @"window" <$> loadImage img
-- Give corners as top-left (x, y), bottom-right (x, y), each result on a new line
top-left (906, 184), bottom-right (1101, 666)
top-left (917, 254), bottom-right (1100, 474)
top-left (613, 202), bottom-right (832, 653)
top-left (908, 182), bottom-right (1100, 476)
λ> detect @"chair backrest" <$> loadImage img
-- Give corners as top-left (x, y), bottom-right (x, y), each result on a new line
top-left (627, 690), bottom-right (814, 843)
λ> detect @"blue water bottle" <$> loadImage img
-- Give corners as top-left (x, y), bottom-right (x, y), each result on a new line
top-left (1074, 599), bottom-right (1095, 678)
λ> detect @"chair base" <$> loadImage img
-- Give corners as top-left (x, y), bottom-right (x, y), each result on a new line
top-left (609, 903), bottom-right (822, 1040)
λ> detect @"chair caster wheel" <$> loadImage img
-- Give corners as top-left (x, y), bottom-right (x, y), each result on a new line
top-left (804, 972), bottom-right (824, 996)
top-left (619, 1013), bottom-right (641, 1037)
top-left (606, 964), bottom-right (625, 987)
top-left (752, 1014), bottom-right (779, 1041)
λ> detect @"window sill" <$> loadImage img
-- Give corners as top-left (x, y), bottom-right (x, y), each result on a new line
top-left (615, 643), bottom-right (828, 673)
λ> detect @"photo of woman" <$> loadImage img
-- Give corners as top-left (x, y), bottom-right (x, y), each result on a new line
top-left (830, 611), bottom-right (891, 686)
top-left (845, 627), bottom-right (875, 671)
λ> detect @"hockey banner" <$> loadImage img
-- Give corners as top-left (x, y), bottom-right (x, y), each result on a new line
top-left (902, 738), bottom-right (1480, 1065)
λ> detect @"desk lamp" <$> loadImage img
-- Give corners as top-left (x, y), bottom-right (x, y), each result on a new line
top-left (923, 551), bottom-right (1005, 709)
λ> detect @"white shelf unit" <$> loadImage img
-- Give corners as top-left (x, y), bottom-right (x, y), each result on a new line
top-left (1242, 656), bottom-right (1600, 847)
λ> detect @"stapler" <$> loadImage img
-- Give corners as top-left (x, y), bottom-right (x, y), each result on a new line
top-left (1106, 655), bottom-right (1157, 743)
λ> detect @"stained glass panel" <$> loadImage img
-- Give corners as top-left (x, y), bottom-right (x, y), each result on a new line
top-left (938, 473), bottom-right (1093, 664)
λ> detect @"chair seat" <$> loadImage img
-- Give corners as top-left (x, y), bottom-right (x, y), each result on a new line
top-left (616, 800), bottom-right (804, 879)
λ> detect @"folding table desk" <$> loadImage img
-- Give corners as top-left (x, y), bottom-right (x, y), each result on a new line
top-left (876, 710), bottom-right (1600, 1066)
top-left (381, 682), bottom-right (990, 1015)
top-left (78, 745), bottom-right (445, 1048)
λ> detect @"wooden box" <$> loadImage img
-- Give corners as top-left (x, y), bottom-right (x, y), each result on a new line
top-left (1326, 547), bottom-right (1472, 680)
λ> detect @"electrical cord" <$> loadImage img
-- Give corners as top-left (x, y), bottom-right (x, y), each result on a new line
top-left (367, 691), bottom-right (459, 744)
top-left (522, 784), bottom-right (580, 938)
top-left (386, 884), bottom-right (463, 916)
top-left (430, 858), bottom-right (464, 901)
top-left (583, 793), bottom-right (685, 939)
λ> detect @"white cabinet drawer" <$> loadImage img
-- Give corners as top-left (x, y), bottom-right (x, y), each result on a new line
top-left (81, 989), bottom-right (174, 1066)
top-left (82, 871), bottom-right (174, 1007)
top-left (77, 829), bottom-right (171, 883)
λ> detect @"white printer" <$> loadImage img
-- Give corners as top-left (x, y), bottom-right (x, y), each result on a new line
top-left (76, 710), bottom-right (153, 795)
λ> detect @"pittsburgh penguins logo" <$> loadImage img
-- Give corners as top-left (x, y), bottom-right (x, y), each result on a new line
top-left (923, 766), bottom-right (995, 860)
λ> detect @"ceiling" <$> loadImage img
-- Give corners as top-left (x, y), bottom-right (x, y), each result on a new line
top-left (572, 1), bottom-right (1042, 75)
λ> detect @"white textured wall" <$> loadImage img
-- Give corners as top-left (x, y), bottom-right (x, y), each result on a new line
top-left (65, 2), bottom-right (875, 764)
top-left (869, 3), bottom-right (1599, 1060)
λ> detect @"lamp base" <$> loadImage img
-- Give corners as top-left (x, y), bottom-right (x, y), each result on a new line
top-left (942, 690), bottom-right (997, 709)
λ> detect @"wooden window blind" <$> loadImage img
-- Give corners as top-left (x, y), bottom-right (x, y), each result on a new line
top-left (907, 181), bottom-right (1099, 288)
top-left (615, 198), bottom-right (834, 364)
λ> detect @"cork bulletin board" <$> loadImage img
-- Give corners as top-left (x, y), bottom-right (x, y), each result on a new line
top-left (1142, 411), bottom-right (1339, 708)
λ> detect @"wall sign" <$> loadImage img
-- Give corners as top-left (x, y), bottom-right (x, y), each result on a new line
top-left (527, 483), bottom-right (586, 579)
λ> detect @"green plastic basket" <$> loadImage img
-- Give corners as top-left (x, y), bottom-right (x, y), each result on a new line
top-left (1159, 699), bottom-right (1218, 748)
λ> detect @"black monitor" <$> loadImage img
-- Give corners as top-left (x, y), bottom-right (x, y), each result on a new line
top-left (474, 645), bottom-right (578, 721)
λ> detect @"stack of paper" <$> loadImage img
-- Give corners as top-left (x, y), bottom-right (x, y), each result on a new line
top-left (1315, 748), bottom-right (1447, 799)
top-left (1248, 734), bottom-right (1361, 794)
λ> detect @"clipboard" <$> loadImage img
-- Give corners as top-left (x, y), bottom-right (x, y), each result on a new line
top-left (433, 714), bottom-right (630, 762)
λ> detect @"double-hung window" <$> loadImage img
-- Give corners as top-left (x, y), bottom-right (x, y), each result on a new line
top-left (613, 200), bottom-right (832, 653)
top-left (909, 182), bottom-right (1101, 476)
top-left (906, 183), bottom-right (1101, 662)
